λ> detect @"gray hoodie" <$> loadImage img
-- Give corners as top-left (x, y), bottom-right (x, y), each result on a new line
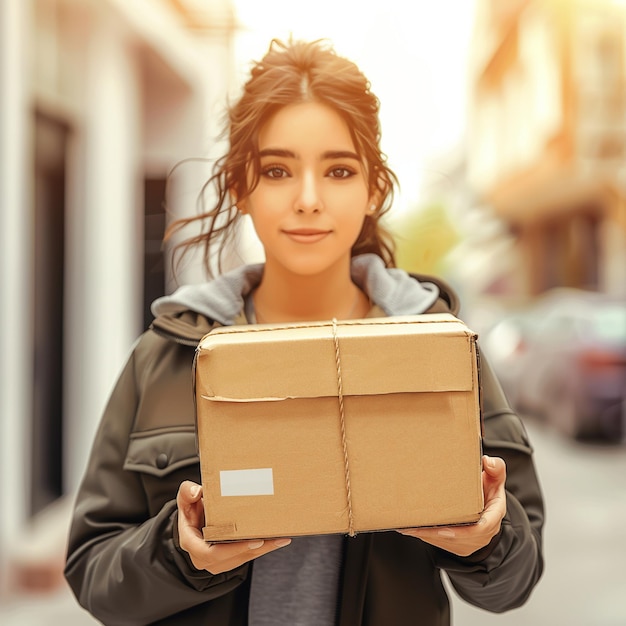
top-left (152, 253), bottom-right (440, 324)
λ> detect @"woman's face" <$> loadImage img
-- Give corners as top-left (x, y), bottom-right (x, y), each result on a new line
top-left (241, 101), bottom-right (373, 278)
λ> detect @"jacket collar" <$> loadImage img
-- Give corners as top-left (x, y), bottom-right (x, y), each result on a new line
top-left (150, 254), bottom-right (451, 343)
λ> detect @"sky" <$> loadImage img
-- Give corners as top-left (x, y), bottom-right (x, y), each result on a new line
top-left (231, 0), bottom-right (478, 215)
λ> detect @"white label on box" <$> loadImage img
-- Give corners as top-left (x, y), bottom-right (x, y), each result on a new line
top-left (219, 468), bottom-right (274, 496)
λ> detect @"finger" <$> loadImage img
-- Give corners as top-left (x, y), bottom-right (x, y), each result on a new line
top-left (176, 482), bottom-right (203, 518)
top-left (209, 538), bottom-right (292, 561)
top-left (482, 455), bottom-right (506, 478)
top-left (399, 526), bottom-right (456, 541)
top-left (397, 526), bottom-right (477, 557)
top-left (177, 480), bottom-right (203, 505)
top-left (483, 456), bottom-right (507, 504)
top-left (200, 538), bottom-right (293, 574)
top-left (177, 481), bottom-right (205, 532)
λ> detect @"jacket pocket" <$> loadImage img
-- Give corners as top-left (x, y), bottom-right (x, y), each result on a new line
top-left (124, 426), bottom-right (199, 477)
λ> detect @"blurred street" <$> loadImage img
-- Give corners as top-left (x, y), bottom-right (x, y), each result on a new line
top-left (0, 417), bottom-right (624, 625)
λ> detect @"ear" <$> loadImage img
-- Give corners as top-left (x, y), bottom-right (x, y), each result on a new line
top-left (230, 189), bottom-right (247, 214)
top-left (367, 189), bottom-right (382, 215)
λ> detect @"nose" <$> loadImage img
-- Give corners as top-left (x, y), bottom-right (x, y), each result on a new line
top-left (294, 170), bottom-right (323, 213)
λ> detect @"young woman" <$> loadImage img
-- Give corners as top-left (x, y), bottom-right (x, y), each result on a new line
top-left (65, 39), bottom-right (544, 625)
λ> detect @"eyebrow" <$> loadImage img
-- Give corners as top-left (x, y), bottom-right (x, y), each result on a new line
top-left (258, 148), bottom-right (361, 161)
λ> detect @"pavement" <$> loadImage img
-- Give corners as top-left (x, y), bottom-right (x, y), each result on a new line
top-left (1, 417), bottom-right (625, 625)
top-left (451, 417), bottom-right (626, 626)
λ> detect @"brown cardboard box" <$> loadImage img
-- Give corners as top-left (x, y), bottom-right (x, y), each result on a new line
top-left (195, 314), bottom-right (484, 542)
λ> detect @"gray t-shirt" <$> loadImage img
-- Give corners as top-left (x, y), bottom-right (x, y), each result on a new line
top-left (248, 534), bottom-right (344, 626)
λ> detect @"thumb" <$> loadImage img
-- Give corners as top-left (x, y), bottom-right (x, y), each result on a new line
top-left (482, 455), bottom-right (506, 478)
top-left (178, 480), bottom-right (203, 505)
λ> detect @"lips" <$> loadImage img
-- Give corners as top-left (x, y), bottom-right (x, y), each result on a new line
top-left (282, 228), bottom-right (331, 243)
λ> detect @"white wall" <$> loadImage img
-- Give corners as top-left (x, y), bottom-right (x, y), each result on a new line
top-left (0, 0), bottom-right (34, 565)
top-left (0, 0), bottom-right (236, 573)
top-left (64, 8), bottom-right (144, 491)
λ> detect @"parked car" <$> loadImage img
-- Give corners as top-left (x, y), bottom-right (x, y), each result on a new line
top-left (481, 288), bottom-right (626, 441)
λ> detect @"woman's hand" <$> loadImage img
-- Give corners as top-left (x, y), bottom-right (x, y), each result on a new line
top-left (397, 455), bottom-right (507, 557)
top-left (176, 480), bottom-right (292, 574)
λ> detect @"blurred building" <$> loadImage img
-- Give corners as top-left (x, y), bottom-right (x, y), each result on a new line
top-left (0, 0), bottom-right (236, 590)
top-left (467, 0), bottom-right (626, 298)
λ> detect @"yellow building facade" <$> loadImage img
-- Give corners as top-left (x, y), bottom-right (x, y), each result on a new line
top-left (468, 0), bottom-right (626, 297)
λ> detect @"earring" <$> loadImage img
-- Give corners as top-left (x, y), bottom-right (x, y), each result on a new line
top-left (369, 204), bottom-right (377, 214)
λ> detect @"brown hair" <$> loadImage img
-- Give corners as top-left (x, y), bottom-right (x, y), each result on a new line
top-left (166, 38), bottom-right (399, 278)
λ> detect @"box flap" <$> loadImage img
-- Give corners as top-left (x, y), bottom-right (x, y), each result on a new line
top-left (196, 314), bottom-right (477, 402)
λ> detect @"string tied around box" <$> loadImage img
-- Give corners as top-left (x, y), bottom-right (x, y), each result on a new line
top-left (331, 318), bottom-right (356, 537)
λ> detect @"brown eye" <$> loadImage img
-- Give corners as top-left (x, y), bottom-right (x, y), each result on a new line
top-left (328, 167), bottom-right (355, 179)
top-left (262, 166), bottom-right (289, 179)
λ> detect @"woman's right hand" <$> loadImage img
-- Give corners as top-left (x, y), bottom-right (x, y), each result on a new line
top-left (176, 480), bottom-right (292, 574)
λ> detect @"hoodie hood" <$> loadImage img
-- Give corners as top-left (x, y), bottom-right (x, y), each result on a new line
top-left (151, 253), bottom-right (440, 326)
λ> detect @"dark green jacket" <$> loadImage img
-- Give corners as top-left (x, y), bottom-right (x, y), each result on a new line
top-left (65, 273), bottom-right (544, 625)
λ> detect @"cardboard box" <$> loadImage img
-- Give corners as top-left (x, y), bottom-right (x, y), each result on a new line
top-left (194, 314), bottom-right (484, 542)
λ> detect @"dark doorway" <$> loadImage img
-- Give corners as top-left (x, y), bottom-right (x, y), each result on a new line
top-left (32, 112), bottom-right (69, 515)
top-left (144, 178), bottom-right (167, 329)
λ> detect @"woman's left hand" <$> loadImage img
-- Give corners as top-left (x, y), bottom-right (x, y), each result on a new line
top-left (397, 455), bottom-right (507, 557)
